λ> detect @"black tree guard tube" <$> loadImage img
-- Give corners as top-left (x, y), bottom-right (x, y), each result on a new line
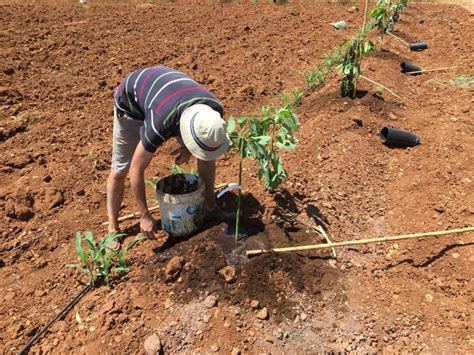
top-left (409, 42), bottom-right (428, 51)
top-left (380, 127), bottom-right (420, 147)
top-left (400, 61), bottom-right (422, 74)
top-left (19, 284), bottom-right (92, 355)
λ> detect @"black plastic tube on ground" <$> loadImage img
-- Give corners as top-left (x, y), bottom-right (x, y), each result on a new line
top-left (400, 61), bottom-right (422, 75)
top-left (409, 42), bottom-right (428, 51)
top-left (380, 127), bottom-right (420, 147)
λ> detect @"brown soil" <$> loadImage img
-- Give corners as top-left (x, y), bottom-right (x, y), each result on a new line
top-left (1, 1), bottom-right (473, 354)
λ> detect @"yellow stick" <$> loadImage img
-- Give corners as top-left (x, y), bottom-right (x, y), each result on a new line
top-left (101, 182), bottom-right (230, 225)
top-left (386, 31), bottom-right (410, 46)
top-left (359, 75), bottom-right (403, 100)
top-left (406, 67), bottom-right (457, 75)
top-left (246, 226), bottom-right (474, 256)
top-left (297, 219), bottom-right (337, 257)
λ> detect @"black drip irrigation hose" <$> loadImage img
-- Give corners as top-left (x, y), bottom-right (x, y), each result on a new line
top-left (19, 283), bottom-right (93, 355)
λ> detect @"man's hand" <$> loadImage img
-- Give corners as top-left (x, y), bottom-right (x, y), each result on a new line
top-left (175, 145), bottom-right (192, 165)
top-left (140, 211), bottom-right (157, 240)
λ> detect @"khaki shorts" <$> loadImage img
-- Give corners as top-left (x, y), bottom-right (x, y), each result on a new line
top-left (111, 106), bottom-right (143, 174)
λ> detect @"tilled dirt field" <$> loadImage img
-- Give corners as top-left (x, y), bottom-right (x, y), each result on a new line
top-left (1, 1), bottom-right (473, 354)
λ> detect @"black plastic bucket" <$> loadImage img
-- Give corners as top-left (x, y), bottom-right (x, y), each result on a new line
top-left (400, 61), bottom-right (422, 75)
top-left (409, 42), bottom-right (428, 51)
top-left (380, 127), bottom-right (420, 147)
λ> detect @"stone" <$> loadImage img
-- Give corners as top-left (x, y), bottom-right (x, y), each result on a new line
top-left (51, 320), bottom-right (68, 333)
top-left (231, 347), bottom-right (241, 355)
top-left (250, 300), bottom-right (260, 309)
top-left (256, 307), bottom-right (268, 320)
top-left (101, 300), bottom-right (115, 314)
top-left (210, 344), bottom-right (220, 352)
top-left (300, 312), bottom-right (308, 321)
top-left (144, 334), bottom-right (161, 355)
top-left (425, 294), bottom-right (433, 303)
top-left (164, 298), bottom-right (173, 309)
top-left (347, 6), bottom-right (358, 13)
top-left (273, 328), bottom-right (283, 340)
top-left (204, 295), bottom-right (218, 308)
top-left (165, 256), bottom-right (184, 282)
top-left (218, 265), bottom-right (237, 283)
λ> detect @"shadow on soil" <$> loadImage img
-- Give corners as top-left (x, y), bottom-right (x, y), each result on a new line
top-left (384, 242), bottom-right (474, 269)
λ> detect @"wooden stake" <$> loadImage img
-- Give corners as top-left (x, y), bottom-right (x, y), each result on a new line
top-left (246, 226), bottom-right (474, 256)
top-left (359, 75), bottom-right (403, 100)
top-left (101, 182), bottom-right (230, 225)
top-left (386, 31), bottom-right (410, 47)
top-left (317, 225), bottom-right (337, 258)
top-left (405, 67), bottom-right (457, 75)
top-left (297, 219), bottom-right (337, 258)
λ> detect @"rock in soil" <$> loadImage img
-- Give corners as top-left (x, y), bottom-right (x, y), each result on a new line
top-left (250, 300), bottom-right (260, 309)
top-left (218, 265), bottom-right (237, 283)
top-left (165, 256), bottom-right (184, 282)
top-left (256, 307), bottom-right (268, 320)
top-left (231, 347), bottom-right (241, 355)
top-left (204, 295), bottom-right (218, 308)
top-left (144, 333), bottom-right (161, 355)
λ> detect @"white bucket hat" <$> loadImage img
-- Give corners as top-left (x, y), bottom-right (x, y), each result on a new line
top-left (180, 104), bottom-right (230, 161)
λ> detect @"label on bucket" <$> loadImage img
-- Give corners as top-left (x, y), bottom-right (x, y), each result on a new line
top-left (187, 204), bottom-right (199, 215)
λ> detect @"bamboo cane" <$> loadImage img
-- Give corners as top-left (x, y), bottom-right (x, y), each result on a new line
top-left (297, 219), bottom-right (337, 257)
top-left (101, 182), bottom-right (230, 225)
top-left (406, 67), bottom-right (457, 75)
top-left (246, 226), bottom-right (474, 256)
top-left (386, 31), bottom-right (410, 46)
top-left (317, 225), bottom-right (337, 258)
top-left (359, 75), bottom-right (403, 100)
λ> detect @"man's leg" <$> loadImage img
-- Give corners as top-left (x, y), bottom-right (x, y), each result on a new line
top-left (197, 159), bottom-right (217, 211)
top-left (107, 107), bottom-right (142, 232)
top-left (107, 171), bottom-right (127, 232)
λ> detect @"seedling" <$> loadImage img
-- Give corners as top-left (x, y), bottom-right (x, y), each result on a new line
top-left (369, 0), bottom-right (394, 38)
top-left (338, 34), bottom-right (375, 98)
top-left (67, 231), bottom-right (143, 285)
top-left (227, 104), bottom-right (299, 241)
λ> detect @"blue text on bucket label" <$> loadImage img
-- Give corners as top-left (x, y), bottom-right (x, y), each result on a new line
top-left (187, 205), bottom-right (198, 215)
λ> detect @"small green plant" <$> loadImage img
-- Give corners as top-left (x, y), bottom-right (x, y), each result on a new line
top-left (369, 0), bottom-right (394, 37)
top-left (171, 163), bottom-right (197, 176)
top-left (67, 231), bottom-right (143, 285)
top-left (279, 89), bottom-right (304, 107)
top-left (338, 35), bottom-right (375, 98)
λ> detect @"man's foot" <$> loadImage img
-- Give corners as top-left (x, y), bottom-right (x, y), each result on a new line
top-left (105, 230), bottom-right (125, 251)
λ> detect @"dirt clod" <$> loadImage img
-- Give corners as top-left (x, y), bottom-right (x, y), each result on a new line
top-left (165, 256), bottom-right (185, 282)
top-left (144, 333), bottom-right (161, 355)
top-left (250, 300), bottom-right (260, 309)
top-left (218, 265), bottom-right (237, 283)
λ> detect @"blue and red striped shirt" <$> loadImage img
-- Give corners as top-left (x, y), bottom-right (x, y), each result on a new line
top-left (114, 66), bottom-right (224, 153)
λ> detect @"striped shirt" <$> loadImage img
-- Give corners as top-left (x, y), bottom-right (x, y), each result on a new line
top-left (114, 66), bottom-right (224, 153)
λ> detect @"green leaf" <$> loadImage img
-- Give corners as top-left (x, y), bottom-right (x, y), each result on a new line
top-left (254, 135), bottom-right (272, 146)
top-left (75, 232), bottom-right (88, 265)
top-left (238, 116), bottom-right (248, 128)
top-left (227, 116), bottom-right (236, 134)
